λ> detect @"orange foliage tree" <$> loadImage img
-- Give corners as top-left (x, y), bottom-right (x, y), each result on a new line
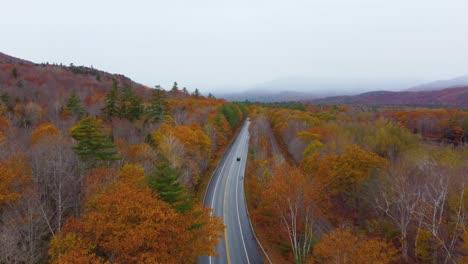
top-left (313, 145), bottom-right (385, 213)
top-left (49, 164), bottom-right (223, 263)
top-left (0, 155), bottom-right (31, 204)
top-left (313, 228), bottom-right (398, 264)
top-left (0, 116), bottom-right (11, 134)
top-left (263, 164), bottom-right (316, 263)
top-left (0, 131), bottom-right (6, 147)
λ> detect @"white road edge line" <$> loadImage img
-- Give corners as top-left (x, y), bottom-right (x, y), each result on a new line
top-left (242, 123), bottom-right (273, 264)
top-left (208, 123), bottom-right (245, 264)
top-left (208, 152), bottom-right (230, 264)
top-left (235, 131), bottom-right (251, 264)
top-left (223, 128), bottom-right (245, 264)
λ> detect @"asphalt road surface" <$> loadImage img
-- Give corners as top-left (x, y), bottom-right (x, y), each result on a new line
top-left (199, 120), bottom-right (263, 264)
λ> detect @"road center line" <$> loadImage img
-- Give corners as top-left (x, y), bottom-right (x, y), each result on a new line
top-left (235, 132), bottom-right (251, 264)
top-left (223, 129), bottom-right (245, 264)
top-left (209, 136), bottom-right (235, 264)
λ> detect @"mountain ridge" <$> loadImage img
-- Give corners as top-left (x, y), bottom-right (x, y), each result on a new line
top-left (407, 74), bottom-right (468, 92)
top-left (307, 86), bottom-right (468, 107)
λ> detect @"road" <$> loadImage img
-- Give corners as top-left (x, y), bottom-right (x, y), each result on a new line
top-left (199, 120), bottom-right (264, 264)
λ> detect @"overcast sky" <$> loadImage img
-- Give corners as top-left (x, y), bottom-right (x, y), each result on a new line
top-left (2, 0), bottom-right (468, 93)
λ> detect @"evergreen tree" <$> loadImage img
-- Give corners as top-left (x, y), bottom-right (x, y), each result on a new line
top-left (70, 117), bottom-right (121, 167)
top-left (118, 85), bottom-right (131, 118)
top-left (463, 118), bottom-right (468, 144)
top-left (207, 93), bottom-right (215, 99)
top-left (119, 85), bottom-right (143, 121)
top-left (11, 67), bottom-right (18, 79)
top-left (65, 90), bottom-right (85, 118)
top-left (0, 92), bottom-right (10, 104)
top-left (220, 104), bottom-right (240, 129)
top-left (147, 157), bottom-right (192, 213)
top-left (145, 88), bottom-right (167, 123)
top-left (193, 88), bottom-right (200, 98)
top-left (128, 94), bottom-right (143, 121)
top-left (170, 82), bottom-right (179, 93)
top-left (182, 87), bottom-right (188, 94)
top-left (102, 80), bottom-right (120, 120)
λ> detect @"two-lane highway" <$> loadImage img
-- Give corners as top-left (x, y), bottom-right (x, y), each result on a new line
top-left (199, 120), bottom-right (263, 264)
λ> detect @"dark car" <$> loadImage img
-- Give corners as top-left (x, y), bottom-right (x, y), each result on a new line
top-left (236, 157), bottom-right (241, 161)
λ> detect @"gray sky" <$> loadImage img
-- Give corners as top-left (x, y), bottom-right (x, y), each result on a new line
top-left (2, 0), bottom-right (468, 93)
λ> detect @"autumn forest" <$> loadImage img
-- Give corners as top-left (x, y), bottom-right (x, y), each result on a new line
top-left (0, 54), bottom-right (467, 264)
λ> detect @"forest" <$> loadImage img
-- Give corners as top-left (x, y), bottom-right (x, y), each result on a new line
top-left (246, 104), bottom-right (468, 263)
top-left (0, 59), bottom-right (467, 263)
top-left (0, 60), bottom-right (249, 263)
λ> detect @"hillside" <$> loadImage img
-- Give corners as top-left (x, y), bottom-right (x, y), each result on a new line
top-left (308, 87), bottom-right (468, 107)
top-left (0, 52), bottom-right (33, 64)
top-left (0, 52), bottom-right (151, 117)
top-left (0, 52), bottom-right (248, 262)
top-left (407, 74), bottom-right (468, 91)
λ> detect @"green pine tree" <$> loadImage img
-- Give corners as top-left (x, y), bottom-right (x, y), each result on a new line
top-left (102, 79), bottom-right (120, 120)
top-left (70, 117), bottom-right (121, 167)
top-left (220, 104), bottom-right (240, 129)
top-left (193, 88), bottom-right (200, 98)
top-left (65, 90), bottom-right (85, 118)
top-left (1, 92), bottom-right (10, 104)
top-left (170, 81), bottom-right (179, 93)
top-left (144, 88), bottom-right (167, 123)
top-left (118, 85), bottom-right (130, 118)
top-left (128, 94), bottom-right (143, 121)
top-left (147, 157), bottom-right (192, 213)
top-left (207, 93), bottom-right (215, 99)
top-left (463, 118), bottom-right (468, 144)
top-left (12, 67), bottom-right (18, 79)
top-left (119, 85), bottom-right (143, 121)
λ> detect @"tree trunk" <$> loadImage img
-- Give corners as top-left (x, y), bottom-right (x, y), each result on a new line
top-left (402, 232), bottom-right (408, 263)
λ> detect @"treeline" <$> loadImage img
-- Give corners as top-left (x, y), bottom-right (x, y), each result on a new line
top-left (246, 105), bottom-right (468, 263)
top-left (241, 101), bottom-right (307, 111)
top-left (382, 108), bottom-right (468, 145)
top-left (0, 78), bottom-right (247, 263)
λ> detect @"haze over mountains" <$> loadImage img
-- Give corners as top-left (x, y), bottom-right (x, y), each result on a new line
top-left (216, 76), bottom-right (423, 102)
top-left (1, 51), bottom-right (467, 107)
top-left (217, 74), bottom-right (468, 106)
top-left (407, 74), bottom-right (468, 92)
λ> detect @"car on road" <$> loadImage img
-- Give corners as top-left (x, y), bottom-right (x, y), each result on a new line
top-left (236, 157), bottom-right (241, 161)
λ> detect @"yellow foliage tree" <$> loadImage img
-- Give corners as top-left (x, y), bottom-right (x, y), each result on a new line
top-left (316, 145), bottom-right (385, 196)
top-left (153, 123), bottom-right (212, 186)
top-left (31, 122), bottom-right (60, 145)
top-left (415, 228), bottom-right (434, 263)
top-left (49, 233), bottom-right (105, 264)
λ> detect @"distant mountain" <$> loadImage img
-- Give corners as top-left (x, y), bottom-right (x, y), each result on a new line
top-left (216, 76), bottom-right (421, 102)
top-left (221, 90), bottom-right (319, 102)
top-left (407, 74), bottom-right (468, 91)
top-left (308, 87), bottom-right (468, 106)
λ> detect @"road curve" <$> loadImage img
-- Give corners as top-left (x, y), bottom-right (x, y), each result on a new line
top-left (199, 120), bottom-right (263, 264)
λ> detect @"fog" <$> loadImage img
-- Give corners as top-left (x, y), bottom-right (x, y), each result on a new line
top-left (2, 0), bottom-right (468, 94)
